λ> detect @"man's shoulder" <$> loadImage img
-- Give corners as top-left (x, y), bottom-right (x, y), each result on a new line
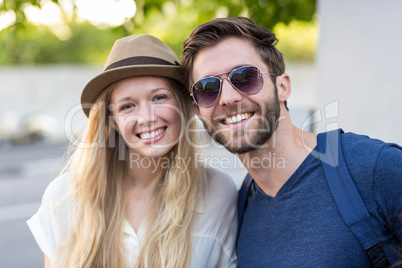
top-left (341, 131), bottom-right (402, 154)
top-left (340, 131), bottom-right (402, 168)
top-left (341, 131), bottom-right (387, 150)
top-left (340, 131), bottom-right (402, 202)
top-left (238, 173), bottom-right (253, 196)
top-left (340, 131), bottom-right (391, 165)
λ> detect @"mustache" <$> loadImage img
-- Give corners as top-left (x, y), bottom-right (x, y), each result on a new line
top-left (212, 103), bottom-right (261, 124)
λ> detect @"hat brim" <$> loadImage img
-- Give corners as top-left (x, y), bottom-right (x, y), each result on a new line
top-left (81, 65), bottom-right (184, 117)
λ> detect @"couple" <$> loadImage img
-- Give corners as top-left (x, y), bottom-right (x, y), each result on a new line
top-left (28, 17), bottom-right (402, 267)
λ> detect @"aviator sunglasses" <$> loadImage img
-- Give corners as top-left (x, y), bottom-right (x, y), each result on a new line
top-left (190, 65), bottom-right (276, 108)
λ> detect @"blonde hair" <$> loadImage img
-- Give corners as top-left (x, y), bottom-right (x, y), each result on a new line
top-left (55, 78), bottom-right (205, 268)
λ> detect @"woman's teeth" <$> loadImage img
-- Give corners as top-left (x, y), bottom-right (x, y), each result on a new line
top-left (224, 113), bottom-right (252, 124)
top-left (139, 128), bottom-right (164, 139)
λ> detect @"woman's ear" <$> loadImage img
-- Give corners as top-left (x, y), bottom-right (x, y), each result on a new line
top-left (107, 103), bottom-right (119, 131)
top-left (276, 73), bottom-right (291, 102)
top-left (109, 116), bottom-right (118, 132)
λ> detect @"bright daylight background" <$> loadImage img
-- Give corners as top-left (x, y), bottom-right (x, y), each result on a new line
top-left (0, 1), bottom-right (317, 265)
top-left (2, 0), bottom-right (402, 267)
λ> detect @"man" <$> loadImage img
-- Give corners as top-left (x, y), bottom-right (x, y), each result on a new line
top-left (182, 17), bottom-right (402, 267)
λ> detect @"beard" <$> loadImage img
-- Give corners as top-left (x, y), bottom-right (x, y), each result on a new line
top-left (201, 88), bottom-right (281, 154)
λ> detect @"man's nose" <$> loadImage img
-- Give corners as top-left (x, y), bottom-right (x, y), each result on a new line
top-left (218, 77), bottom-right (243, 106)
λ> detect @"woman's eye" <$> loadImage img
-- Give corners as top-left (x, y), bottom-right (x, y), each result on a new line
top-left (121, 104), bottom-right (134, 111)
top-left (153, 95), bottom-right (167, 101)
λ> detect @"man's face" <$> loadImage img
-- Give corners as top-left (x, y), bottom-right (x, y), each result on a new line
top-left (191, 37), bottom-right (281, 154)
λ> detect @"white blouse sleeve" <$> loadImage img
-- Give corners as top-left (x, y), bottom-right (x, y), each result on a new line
top-left (26, 173), bottom-right (72, 262)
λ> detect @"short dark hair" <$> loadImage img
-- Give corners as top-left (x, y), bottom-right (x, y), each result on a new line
top-left (182, 17), bottom-right (288, 110)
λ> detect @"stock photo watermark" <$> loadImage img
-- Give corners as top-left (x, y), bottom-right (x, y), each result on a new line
top-left (63, 100), bottom-right (341, 167)
top-left (129, 151), bottom-right (287, 173)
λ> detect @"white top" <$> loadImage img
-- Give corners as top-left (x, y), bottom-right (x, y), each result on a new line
top-left (27, 169), bottom-right (238, 267)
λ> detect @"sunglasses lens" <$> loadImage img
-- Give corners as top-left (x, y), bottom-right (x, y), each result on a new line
top-left (192, 77), bottom-right (221, 107)
top-left (192, 66), bottom-right (264, 107)
top-left (230, 66), bottom-right (263, 94)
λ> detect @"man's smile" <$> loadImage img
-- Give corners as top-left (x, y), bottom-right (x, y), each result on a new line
top-left (222, 112), bottom-right (254, 125)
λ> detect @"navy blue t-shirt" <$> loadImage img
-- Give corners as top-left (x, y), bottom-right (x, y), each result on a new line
top-left (237, 132), bottom-right (402, 267)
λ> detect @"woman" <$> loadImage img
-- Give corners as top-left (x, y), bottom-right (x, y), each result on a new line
top-left (27, 34), bottom-right (237, 268)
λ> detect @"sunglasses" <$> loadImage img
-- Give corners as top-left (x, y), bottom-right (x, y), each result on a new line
top-left (190, 65), bottom-right (276, 108)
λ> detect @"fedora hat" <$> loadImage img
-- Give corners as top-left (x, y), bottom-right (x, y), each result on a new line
top-left (81, 34), bottom-right (183, 117)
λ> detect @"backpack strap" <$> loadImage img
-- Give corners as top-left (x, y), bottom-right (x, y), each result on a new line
top-left (236, 173), bottom-right (253, 247)
top-left (317, 129), bottom-right (391, 267)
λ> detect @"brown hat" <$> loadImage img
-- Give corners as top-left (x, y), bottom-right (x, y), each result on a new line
top-left (81, 34), bottom-right (182, 117)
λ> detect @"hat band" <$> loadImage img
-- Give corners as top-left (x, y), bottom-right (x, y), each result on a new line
top-left (105, 56), bottom-right (178, 71)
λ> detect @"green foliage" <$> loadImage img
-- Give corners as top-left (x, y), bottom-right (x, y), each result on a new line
top-left (203, 0), bottom-right (316, 30)
top-left (274, 20), bottom-right (317, 62)
top-left (0, 22), bottom-right (122, 64)
top-left (0, 0), bottom-right (316, 65)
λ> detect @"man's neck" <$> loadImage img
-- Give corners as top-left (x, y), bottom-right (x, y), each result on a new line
top-left (238, 123), bottom-right (317, 198)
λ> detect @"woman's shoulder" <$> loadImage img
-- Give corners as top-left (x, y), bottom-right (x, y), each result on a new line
top-left (191, 168), bottom-right (238, 265)
top-left (206, 168), bottom-right (237, 192)
top-left (42, 172), bottom-right (73, 206)
top-left (26, 173), bottom-right (73, 261)
top-left (203, 168), bottom-right (238, 208)
top-left (36, 172), bottom-right (74, 229)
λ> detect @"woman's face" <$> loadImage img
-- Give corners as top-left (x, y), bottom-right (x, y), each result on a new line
top-left (110, 76), bottom-right (182, 159)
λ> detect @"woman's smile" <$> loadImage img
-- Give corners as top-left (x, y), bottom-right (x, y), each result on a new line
top-left (136, 127), bottom-right (167, 144)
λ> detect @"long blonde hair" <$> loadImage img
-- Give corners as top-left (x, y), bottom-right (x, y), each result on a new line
top-left (55, 78), bottom-right (205, 268)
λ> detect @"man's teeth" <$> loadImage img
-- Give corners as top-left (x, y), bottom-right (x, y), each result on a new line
top-left (140, 128), bottom-right (164, 139)
top-left (224, 113), bottom-right (252, 124)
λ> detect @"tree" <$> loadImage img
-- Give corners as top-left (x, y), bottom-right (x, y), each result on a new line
top-left (1, 0), bottom-right (316, 31)
top-left (0, 0), bottom-right (316, 64)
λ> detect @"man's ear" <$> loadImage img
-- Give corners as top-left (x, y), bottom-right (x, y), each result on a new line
top-left (192, 101), bottom-right (201, 117)
top-left (276, 73), bottom-right (291, 102)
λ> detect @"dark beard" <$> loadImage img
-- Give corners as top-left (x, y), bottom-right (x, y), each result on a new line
top-left (202, 89), bottom-right (281, 154)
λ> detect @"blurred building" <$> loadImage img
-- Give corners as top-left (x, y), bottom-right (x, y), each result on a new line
top-left (317, 0), bottom-right (402, 145)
